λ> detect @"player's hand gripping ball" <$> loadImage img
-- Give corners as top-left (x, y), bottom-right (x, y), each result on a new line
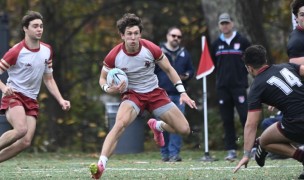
top-left (106, 68), bottom-right (128, 92)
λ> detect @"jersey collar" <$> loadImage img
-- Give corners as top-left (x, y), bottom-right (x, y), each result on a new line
top-left (22, 40), bottom-right (40, 52)
top-left (257, 65), bottom-right (270, 75)
top-left (122, 40), bottom-right (142, 56)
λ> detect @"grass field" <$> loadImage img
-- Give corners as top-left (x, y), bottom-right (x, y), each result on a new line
top-left (0, 150), bottom-right (302, 180)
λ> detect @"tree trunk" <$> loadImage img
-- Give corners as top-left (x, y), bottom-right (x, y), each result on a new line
top-left (201, 0), bottom-right (273, 63)
top-left (201, 0), bottom-right (237, 42)
top-left (236, 0), bottom-right (272, 63)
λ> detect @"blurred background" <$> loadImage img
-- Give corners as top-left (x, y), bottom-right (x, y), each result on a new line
top-left (0, 0), bottom-right (294, 153)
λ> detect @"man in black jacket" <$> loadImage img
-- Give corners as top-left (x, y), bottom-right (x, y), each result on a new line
top-left (211, 13), bottom-right (251, 161)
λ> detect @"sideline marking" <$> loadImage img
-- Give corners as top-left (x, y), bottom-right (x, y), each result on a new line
top-left (8, 164), bottom-right (301, 173)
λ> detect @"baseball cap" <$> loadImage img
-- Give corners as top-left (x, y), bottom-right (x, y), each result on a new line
top-left (218, 13), bottom-right (232, 23)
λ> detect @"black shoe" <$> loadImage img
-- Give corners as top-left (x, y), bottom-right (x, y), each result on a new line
top-left (169, 155), bottom-right (182, 162)
top-left (161, 156), bottom-right (169, 162)
top-left (255, 138), bottom-right (268, 167)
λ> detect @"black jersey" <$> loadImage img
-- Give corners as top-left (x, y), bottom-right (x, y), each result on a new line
top-left (211, 32), bottom-right (251, 89)
top-left (248, 63), bottom-right (304, 118)
top-left (287, 27), bottom-right (304, 58)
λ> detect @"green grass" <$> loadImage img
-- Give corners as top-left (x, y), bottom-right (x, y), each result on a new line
top-left (0, 150), bottom-right (302, 180)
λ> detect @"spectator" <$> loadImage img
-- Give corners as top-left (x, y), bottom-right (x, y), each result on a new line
top-left (261, 110), bottom-right (283, 132)
top-left (155, 27), bottom-right (194, 162)
top-left (288, 0), bottom-right (304, 65)
top-left (211, 13), bottom-right (251, 161)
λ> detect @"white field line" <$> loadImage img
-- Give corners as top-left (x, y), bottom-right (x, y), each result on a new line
top-left (7, 164), bottom-right (302, 173)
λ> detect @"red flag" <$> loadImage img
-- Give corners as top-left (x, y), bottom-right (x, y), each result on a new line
top-left (196, 36), bottom-right (214, 80)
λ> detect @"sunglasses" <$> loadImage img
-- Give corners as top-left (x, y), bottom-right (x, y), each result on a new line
top-left (170, 34), bottom-right (182, 39)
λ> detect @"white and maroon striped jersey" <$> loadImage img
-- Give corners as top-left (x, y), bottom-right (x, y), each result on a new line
top-left (0, 40), bottom-right (53, 99)
top-left (103, 39), bottom-right (163, 93)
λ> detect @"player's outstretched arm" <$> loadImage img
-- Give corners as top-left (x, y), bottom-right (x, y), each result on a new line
top-left (180, 92), bottom-right (197, 109)
top-left (157, 54), bottom-right (197, 109)
top-left (43, 73), bottom-right (71, 111)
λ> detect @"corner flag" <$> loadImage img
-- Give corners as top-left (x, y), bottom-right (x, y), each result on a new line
top-left (197, 36), bottom-right (217, 161)
top-left (196, 36), bottom-right (214, 80)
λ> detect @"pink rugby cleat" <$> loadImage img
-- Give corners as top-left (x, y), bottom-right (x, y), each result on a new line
top-left (90, 162), bottom-right (104, 179)
top-left (147, 118), bottom-right (165, 147)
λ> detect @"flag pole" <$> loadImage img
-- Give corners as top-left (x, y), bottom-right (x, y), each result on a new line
top-left (199, 36), bottom-right (217, 161)
top-left (203, 76), bottom-right (210, 152)
top-left (200, 77), bottom-right (217, 161)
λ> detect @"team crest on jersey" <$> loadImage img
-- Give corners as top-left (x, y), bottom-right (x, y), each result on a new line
top-left (25, 63), bottom-right (32, 67)
top-left (121, 67), bottom-right (128, 72)
top-left (218, 45), bottom-right (224, 50)
top-left (234, 43), bottom-right (240, 50)
top-left (180, 51), bottom-right (185, 57)
top-left (238, 96), bottom-right (245, 103)
top-left (145, 61), bottom-right (151, 68)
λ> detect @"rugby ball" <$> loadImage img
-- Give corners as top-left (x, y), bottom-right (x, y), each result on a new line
top-left (106, 68), bottom-right (128, 92)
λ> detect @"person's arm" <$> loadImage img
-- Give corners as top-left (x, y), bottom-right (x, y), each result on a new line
top-left (43, 73), bottom-right (70, 111)
top-left (0, 57), bottom-right (15, 96)
top-left (290, 57), bottom-right (304, 65)
top-left (233, 110), bottom-right (261, 173)
top-left (157, 54), bottom-right (197, 109)
top-left (243, 110), bottom-right (261, 153)
top-left (0, 80), bottom-right (13, 96)
top-left (210, 42), bottom-right (218, 71)
top-left (181, 52), bottom-right (195, 81)
top-left (299, 64), bottom-right (304, 76)
top-left (99, 68), bottom-right (126, 94)
top-left (157, 54), bottom-right (183, 86)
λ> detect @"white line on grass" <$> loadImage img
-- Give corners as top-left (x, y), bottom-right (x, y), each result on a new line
top-left (107, 165), bottom-right (301, 171)
top-left (11, 164), bottom-right (301, 173)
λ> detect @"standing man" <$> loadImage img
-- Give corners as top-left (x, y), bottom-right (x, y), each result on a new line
top-left (288, 0), bottom-right (304, 65)
top-left (90, 13), bottom-right (197, 179)
top-left (155, 27), bottom-right (194, 162)
top-left (234, 45), bottom-right (304, 179)
top-left (0, 11), bottom-right (70, 163)
top-left (211, 13), bottom-right (251, 161)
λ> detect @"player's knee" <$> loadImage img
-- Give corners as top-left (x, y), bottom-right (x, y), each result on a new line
top-left (14, 127), bottom-right (28, 139)
top-left (20, 138), bottom-right (32, 149)
top-left (178, 125), bottom-right (190, 136)
top-left (259, 137), bottom-right (269, 149)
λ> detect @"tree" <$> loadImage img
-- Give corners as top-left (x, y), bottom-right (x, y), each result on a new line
top-left (201, 0), bottom-right (292, 64)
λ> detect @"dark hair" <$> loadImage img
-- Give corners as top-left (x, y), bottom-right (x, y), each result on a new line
top-left (21, 10), bottom-right (43, 29)
top-left (243, 45), bottom-right (267, 69)
top-left (167, 26), bottom-right (181, 35)
top-left (291, 0), bottom-right (304, 16)
top-left (20, 11), bottom-right (43, 39)
top-left (116, 13), bottom-right (143, 34)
